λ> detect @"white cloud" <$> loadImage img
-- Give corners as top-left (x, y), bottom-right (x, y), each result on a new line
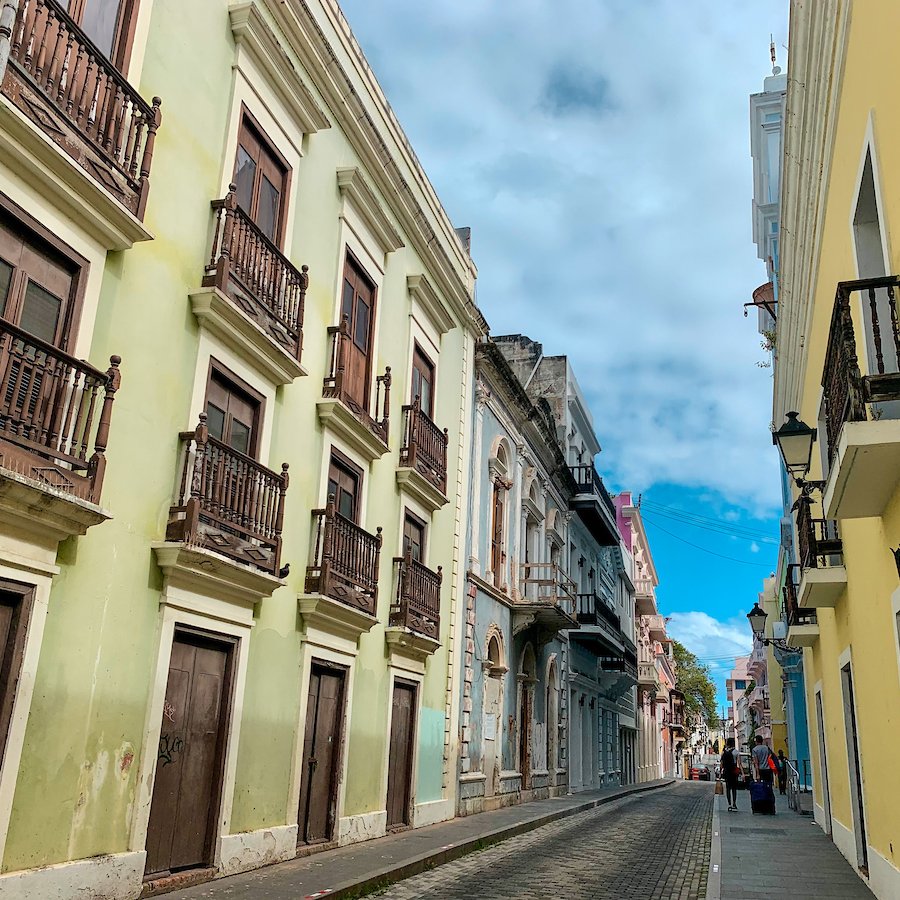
top-left (340, 0), bottom-right (788, 512)
top-left (666, 611), bottom-right (753, 709)
top-left (750, 541), bottom-right (760, 553)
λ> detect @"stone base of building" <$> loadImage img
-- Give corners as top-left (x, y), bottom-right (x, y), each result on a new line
top-left (0, 849), bottom-right (146, 900)
top-left (219, 823), bottom-right (298, 876)
top-left (456, 770), bottom-right (567, 817)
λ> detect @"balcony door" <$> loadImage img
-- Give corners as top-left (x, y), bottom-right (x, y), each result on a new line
top-left (410, 345), bottom-right (434, 417)
top-left (385, 680), bottom-right (416, 830)
top-left (0, 217), bottom-right (79, 349)
top-left (233, 113), bottom-right (289, 245)
top-left (403, 512), bottom-right (426, 562)
top-left (205, 366), bottom-right (261, 458)
top-left (62, 0), bottom-right (139, 70)
top-left (0, 582), bottom-right (32, 770)
top-left (339, 255), bottom-right (376, 412)
top-left (327, 452), bottom-right (361, 523)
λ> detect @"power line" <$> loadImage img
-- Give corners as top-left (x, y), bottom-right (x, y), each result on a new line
top-left (641, 515), bottom-right (774, 568)
top-left (641, 500), bottom-right (778, 542)
top-left (642, 507), bottom-right (780, 545)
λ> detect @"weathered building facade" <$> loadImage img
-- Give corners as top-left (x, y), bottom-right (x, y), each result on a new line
top-left (0, 0), bottom-right (484, 896)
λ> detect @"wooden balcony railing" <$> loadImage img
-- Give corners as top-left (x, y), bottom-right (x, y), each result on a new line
top-left (305, 496), bottom-right (382, 616)
top-left (783, 563), bottom-right (817, 627)
top-left (520, 562), bottom-right (576, 616)
top-left (0, 318), bottom-right (120, 503)
top-left (796, 496), bottom-right (842, 570)
top-left (5, 0), bottom-right (162, 219)
top-left (203, 188), bottom-right (308, 361)
top-left (399, 395), bottom-right (448, 494)
top-left (570, 463), bottom-right (616, 516)
top-left (822, 276), bottom-right (900, 465)
top-left (391, 548), bottom-right (441, 640)
top-left (323, 317), bottom-right (391, 444)
top-left (168, 414), bottom-right (289, 575)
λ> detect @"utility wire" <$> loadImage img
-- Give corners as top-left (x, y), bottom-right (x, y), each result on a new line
top-left (641, 515), bottom-right (774, 568)
top-left (642, 500), bottom-right (778, 542)
top-left (642, 507), bottom-right (780, 545)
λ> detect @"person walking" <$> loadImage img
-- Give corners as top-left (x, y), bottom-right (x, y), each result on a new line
top-left (720, 738), bottom-right (741, 811)
top-left (777, 749), bottom-right (788, 795)
top-left (751, 735), bottom-right (774, 786)
top-left (750, 735), bottom-right (777, 814)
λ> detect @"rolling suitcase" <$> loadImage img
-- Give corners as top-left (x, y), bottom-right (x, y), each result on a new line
top-left (750, 779), bottom-right (776, 815)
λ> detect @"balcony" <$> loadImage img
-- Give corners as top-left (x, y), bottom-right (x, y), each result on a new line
top-left (638, 660), bottom-right (661, 691)
top-left (166, 414), bottom-right (289, 576)
top-left (2, 0), bottom-right (161, 246)
top-left (796, 497), bottom-right (846, 608)
top-left (0, 319), bottom-right (120, 537)
top-left (568, 463), bottom-right (618, 545)
top-left (194, 188), bottom-right (308, 385)
top-left (397, 395), bottom-right (449, 511)
top-left (514, 562), bottom-right (578, 634)
top-left (575, 591), bottom-right (625, 654)
top-left (305, 498), bottom-right (382, 619)
top-left (598, 655), bottom-right (637, 701)
top-left (749, 683), bottom-right (770, 712)
top-left (784, 564), bottom-right (819, 648)
top-left (385, 549), bottom-right (442, 665)
top-left (821, 276), bottom-right (900, 519)
top-left (317, 318), bottom-right (391, 461)
top-left (646, 614), bottom-right (667, 641)
top-left (748, 641), bottom-right (767, 678)
top-left (634, 577), bottom-right (657, 616)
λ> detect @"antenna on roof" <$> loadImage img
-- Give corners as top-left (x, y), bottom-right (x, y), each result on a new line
top-left (770, 34), bottom-right (781, 76)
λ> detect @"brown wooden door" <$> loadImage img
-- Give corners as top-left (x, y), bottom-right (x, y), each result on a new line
top-left (298, 664), bottom-right (346, 845)
top-left (519, 685), bottom-right (531, 789)
top-left (410, 346), bottom-right (435, 417)
top-left (233, 115), bottom-right (288, 244)
top-left (386, 681), bottom-right (416, 829)
top-left (491, 482), bottom-right (504, 586)
top-left (63, 0), bottom-right (138, 68)
top-left (145, 633), bottom-right (232, 878)
top-left (0, 584), bottom-right (30, 769)
top-left (339, 256), bottom-right (375, 410)
top-left (403, 513), bottom-right (426, 562)
top-left (205, 368), bottom-right (260, 457)
top-left (327, 453), bottom-right (361, 523)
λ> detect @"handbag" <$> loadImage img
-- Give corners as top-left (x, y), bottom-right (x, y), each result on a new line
top-left (767, 751), bottom-right (778, 773)
top-left (714, 779), bottom-right (724, 796)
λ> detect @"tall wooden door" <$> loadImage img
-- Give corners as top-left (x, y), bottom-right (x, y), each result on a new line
top-left (483, 676), bottom-right (501, 797)
top-left (518, 685), bottom-right (532, 789)
top-left (0, 584), bottom-right (30, 769)
top-left (145, 633), bottom-right (233, 878)
top-left (298, 664), bottom-right (346, 845)
top-left (386, 682), bottom-right (416, 829)
top-left (339, 256), bottom-right (375, 411)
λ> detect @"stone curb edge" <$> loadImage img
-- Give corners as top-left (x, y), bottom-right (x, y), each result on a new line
top-left (706, 792), bottom-right (722, 900)
top-left (319, 778), bottom-right (677, 899)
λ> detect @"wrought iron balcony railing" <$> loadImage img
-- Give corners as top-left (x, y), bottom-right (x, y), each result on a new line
top-left (796, 496), bottom-right (842, 570)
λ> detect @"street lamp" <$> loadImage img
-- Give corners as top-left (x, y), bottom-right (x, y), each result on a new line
top-left (772, 411), bottom-right (817, 483)
top-left (746, 601), bottom-right (793, 653)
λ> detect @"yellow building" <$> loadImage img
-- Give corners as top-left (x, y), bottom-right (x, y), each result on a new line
top-left (777, 2), bottom-right (900, 896)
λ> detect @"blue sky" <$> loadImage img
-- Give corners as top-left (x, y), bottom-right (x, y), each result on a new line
top-left (340, 0), bottom-right (788, 707)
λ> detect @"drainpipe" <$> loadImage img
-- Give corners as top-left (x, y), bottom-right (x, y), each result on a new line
top-left (0, 1), bottom-right (17, 83)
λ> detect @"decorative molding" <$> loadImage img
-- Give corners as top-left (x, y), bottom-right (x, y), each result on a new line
top-left (384, 626), bottom-right (440, 673)
top-left (298, 592), bottom-right (377, 644)
top-left (316, 397), bottom-right (390, 462)
top-left (0, 95), bottom-right (153, 250)
top-left (190, 287), bottom-right (307, 386)
top-left (152, 542), bottom-right (283, 621)
top-left (229, 1), bottom-right (330, 135)
top-left (407, 273), bottom-right (455, 335)
top-left (336, 167), bottom-right (404, 255)
top-left (396, 467), bottom-right (449, 513)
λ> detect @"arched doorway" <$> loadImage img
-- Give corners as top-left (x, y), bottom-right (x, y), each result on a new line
top-left (483, 630), bottom-right (505, 798)
top-left (546, 658), bottom-right (558, 782)
top-left (518, 643), bottom-right (537, 791)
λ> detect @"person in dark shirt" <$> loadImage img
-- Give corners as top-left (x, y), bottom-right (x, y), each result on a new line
top-left (720, 738), bottom-right (742, 811)
top-left (777, 749), bottom-right (788, 795)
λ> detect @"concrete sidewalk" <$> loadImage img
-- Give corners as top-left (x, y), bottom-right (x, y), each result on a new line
top-left (709, 788), bottom-right (874, 899)
top-left (167, 779), bottom-right (674, 900)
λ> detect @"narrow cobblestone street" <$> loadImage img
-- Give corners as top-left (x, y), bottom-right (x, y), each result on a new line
top-left (375, 783), bottom-right (711, 900)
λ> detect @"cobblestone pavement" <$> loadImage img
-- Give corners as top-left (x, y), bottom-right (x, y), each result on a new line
top-left (375, 782), bottom-right (712, 900)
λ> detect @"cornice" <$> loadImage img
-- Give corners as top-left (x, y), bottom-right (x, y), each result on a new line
top-left (407, 273), bottom-right (455, 336)
top-left (229, 1), bottom-right (330, 134)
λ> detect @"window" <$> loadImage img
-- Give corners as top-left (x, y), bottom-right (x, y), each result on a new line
top-left (339, 253), bottom-right (376, 408)
top-left (0, 582), bottom-right (32, 768)
top-left (411, 345), bottom-right (435, 417)
top-left (233, 112), bottom-right (289, 244)
top-left (63, 0), bottom-right (139, 70)
top-left (403, 511), bottom-right (426, 562)
top-left (205, 364), bottom-right (262, 457)
top-left (0, 214), bottom-right (81, 349)
top-left (491, 478), bottom-right (504, 587)
top-left (328, 451), bottom-right (362, 523)
top-left (734, 680), bottom-right (747, 691)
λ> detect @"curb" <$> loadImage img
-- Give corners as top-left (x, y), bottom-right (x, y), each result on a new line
top-left (705, 792), bottom-right (722, 900)
top-left (316, 779), bottom-right (676, 899)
